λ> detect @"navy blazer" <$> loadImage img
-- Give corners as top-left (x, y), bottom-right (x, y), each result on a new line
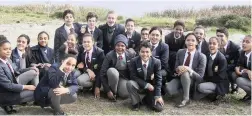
top-left (237, 50), bottom-right (251, 70)
top-left (165, 32), bottom-right (185, 52)
top-left (34, 63), bottom-right (78, 107)
top-left (30, 45), bottom-right (55, 65)
top-left (222, 41), bottom-right (240, 71)
top-left (204, 51), bottom-right (229, 95)
top-left (130, 56), bottom-right (162, 96)
top-left (0, 59), bottom-right (23, 106)
top-left (152, 42), bottom-right (170, 73)
top-left (82, 26), bottom-right (103, 49)
top-left (99, 23), bottom-right (125, 54)
top-left (199, 40), bottom-right (210, 57)
top-left (100, 50), bottom-right (135, 93)
top-left (123, 31), bottom-right (141, 52)
top-left (54, 23), bottom-right (82, 63)
top-left (77, 46), bottom-right (105, 88)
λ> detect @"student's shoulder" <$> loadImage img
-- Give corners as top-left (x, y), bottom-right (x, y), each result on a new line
top-left (30, 45), bottom-right (40, 51)
top-left (151, 56), bottom-right (161, 64)
top-left (229, 41), bottom-right (240, 49)
top-left (94, 46), bottom-right (104, 53)
top-left (98, 24), bottom-right (107, 30)
top-left (165, 32), bottom-right (174, 38)
top-left (55, 24), bottom-right (65, 31)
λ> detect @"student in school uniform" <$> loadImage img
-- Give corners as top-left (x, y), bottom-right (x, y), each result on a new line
top-left (140, 28), bottom-right (149, 42)
top-left (54, 9), bottom-right (82, 63)
top-left (194, 26), bottom-right (210, 56)
top-left (10, 34), bottom-right (39, 85)
top-left (0, 38), bottom-right (38, 114)
top-left (149, 27), bottom-right (170, 90)
top-left (99, 11), bottom-right (125, 54)
top-left (165, 33), bottom-right (207, 108)
top-left (76, 33), bottom-right (105, 98)
top-left (127, 41), bottom-right (164, 112)
top-left (216, 27), bottom-right (240, 93)
top-left (34, 53), bottom-right (78, 115)
top-left (31, 31), bottom-right (54, 80)
top-left (235, 35), bottom-right (251, 102)
top-left (58, 33), bottom-right (79, 62)
top-left (165, 20), bottom-right (186, 73)
top-left (197, 37), bottom-right (229, 101)
top-left (100, 34), bottom-right (135, 101)
top-left (123, 18), bottom-right (141, 53)
top-left (80, 12), bottom-right (103, 49)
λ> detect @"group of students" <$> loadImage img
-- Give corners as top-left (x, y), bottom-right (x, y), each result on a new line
top-left (0, 9), bottom-right (251, 115)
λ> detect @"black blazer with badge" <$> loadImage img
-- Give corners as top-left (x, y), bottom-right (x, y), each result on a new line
top-left (123, 31), bottom-right (141, 52)
top-left (237, 50), bottom-right (251, 71)
top-left (153, 42), bottom-right (170, 74)
top-left (77, 46), bottom-right (105, 88)
top-left (204, 51), bottom-right (229, 95)
top-left (100, 50), bottom-right (135, 93)
top-left (222, 41), bottom-right (240, 71)
top-left (130, 56), bottom-right (162, 96)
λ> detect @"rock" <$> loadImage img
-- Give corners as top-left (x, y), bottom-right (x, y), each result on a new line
top-left (16, 21), bottom-right (20, 23)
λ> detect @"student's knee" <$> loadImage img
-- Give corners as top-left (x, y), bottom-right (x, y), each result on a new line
top-left (28, 69), bottom-right (38, 77)
top-left (118, 91), bottom-right (129, 99)
top-left (236, 77), bottom-right (244, 87)
top-left (70, 93), bottom-right (78, 103)
top-left (197, 83), bottom-right (205, 93)
top-left (107, 68), bottom-right (119, 79)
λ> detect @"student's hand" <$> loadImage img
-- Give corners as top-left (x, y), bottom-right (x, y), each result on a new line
top-left (247, 70), bottom-right (252, 80)
top-left (23, 85), bottom-right (36, 91)
top-left (107, 91), bottom-right (114, 99)
top-left (148, 84), bottom-right (154, 91)
top-left (77, 62), bottom-right (84, 69)
top-left (53, 86), bottom-right (70, 96)
top-left (87, 69), bottom-right (96, 81)
top-left (44, 63), bottom-right (51, 68)
top-left (94, 87), bottom-right (100, 99)
top-left (155, 97), bottom-right (164, 107)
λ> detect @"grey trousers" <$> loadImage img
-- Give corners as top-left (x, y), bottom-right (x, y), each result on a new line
top-left (165, 72), bottom-right (192, 100)
top-left (48, 89), bottom-right (77, 112)
top-left (127, 80), bottom-right (163, 112)
top-left (77, 73), bottom-right (93, 88)
top-left (236, 77), bottom-right (251, 95)
top-left (17, 70), bottom-right (39, 103)
top-left (107, 68), bottom-right (129, 98)
top-left (198, 82), bottom-right (216, 94)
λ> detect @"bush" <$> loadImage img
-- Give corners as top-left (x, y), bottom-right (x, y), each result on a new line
top-left (50, 11), bottom-right (63, 19)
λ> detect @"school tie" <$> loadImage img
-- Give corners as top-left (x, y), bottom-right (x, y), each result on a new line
top-left (90, 31), bottom-right (93, 35)
top-left (86, 51), bottom-right (91, 68)
top-left (219, 47), bottom-right (226, 55)
top-left (6, 62), bottom-right (15, 77)
top-left (118, 55), bottom-right (123, 60)
top-left (184, 52), bottom-right (191, 66)
top-left (63, 74), bottom-right (68, 86)
top-left (70, 28), bottom-right (74, 34)
top-left (143, 63), bottom-right (147, 80)
top-left (151, 45), bottom-right (155, 51)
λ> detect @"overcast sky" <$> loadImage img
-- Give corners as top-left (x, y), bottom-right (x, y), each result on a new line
top-left (1, 0), bottom-right (250, 17)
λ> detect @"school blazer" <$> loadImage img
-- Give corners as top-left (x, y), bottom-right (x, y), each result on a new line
top-left (34, 63), bottom-right (78, 107)
top-left (204, 51), bottom-right (229, 95)
top-left (222, 41), bottom-right (240, 71)
top-left (237, 50), bottom-right (251, 70)
top-left (175, 49), bottom-right (207, 80)
top-left (30, 45), bottom-right (55, 64)
top-left (77, 46), bottom-right (105, 87)
top-left (100, 50), bottom-right (135, 93)
top-left (200, 40), bottom-right (210, 57)
top-left (130, 56), bottom-right (162, 96)
top-left (82, 26), bottom-right (103, 49)
top-left (153, 42), bottom-right (170, 73)
top-left (0, 59), bottom-right (23, 106)
top-left (123, 31), bottom-right (141, 52)
top-left (54, 23), bottom-right (82, 63)
top-left (98, 23), bottom-right (125, 54)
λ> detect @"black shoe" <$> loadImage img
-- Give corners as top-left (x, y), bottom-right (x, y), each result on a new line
top-left (53, 111), bottom-right (66, 115)
top-left (131, 103), bottom-right (140, 111)
top-left (240, 94), bottom-right (251, 102)
top-left (1, 106), bottom-right (16, 114)
top-left (176, 99), bottom-right (190, 108)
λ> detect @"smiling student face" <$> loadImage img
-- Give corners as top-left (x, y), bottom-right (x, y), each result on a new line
top-left (38, 33), bottom-right (49, 47)
top-left (126, 21), bottom-right (135, 34)
top-left (63, 57), bottom-right (77, 74)
top-left (17, 37), bottom-right (28, 51)
top-left (64, 13), bottom-right (74, 26)
top-left (67, 34), bottom-right (76, 48)
top-left (174, 25), bottom-right (184, 38)
top-left (185, 34), bottom-right (198, 51)
top-left (139, 47), bottom-right (151, 62)
top-left (115, 42), bottom-right (126, 55)
top-left (0, 42), bottom-right (12, 59)
top-left (82, 36), bottom-right (94, 51)
top-left (209, 37), bottom-right (219, 54)
top-left (87, 17), bottom-right (97, 30)
top-left (107, 13), bottom-right (117, 27)
top-left (194, 28), bottom-right (205, 42)
top-left (150, 30), bottom-right (161, 45)
top-left (242, 36), bottom-right (252, 52)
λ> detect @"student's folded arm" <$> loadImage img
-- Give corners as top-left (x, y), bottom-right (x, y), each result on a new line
top-left (191, 54), bottom-right (207, 80)
top-left (130, 59), bottom-right (147, 88)
top-left (100, 56), bottom-right (111, 93)
top-left (48, 67), bottom-right (64, 89)
top-left (154, 60), bottom-right (162, 97)
top-left (0, 68), bottom-right (23, 92)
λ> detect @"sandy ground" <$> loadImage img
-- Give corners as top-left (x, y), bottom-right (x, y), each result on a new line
top-left (0, 21), bottom-right (250, 115)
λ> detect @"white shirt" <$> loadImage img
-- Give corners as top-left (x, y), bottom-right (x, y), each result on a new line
top-left (150, 41), bottom-right (159, 50)
top-left (183, 49), bottom-right (196, 68)
top-left (223, 41), bottom-right (230, 52)
top-left (116, 52), bottom-right (125, 60)
top-left (88, 27), bottom-right (95, 34)
top-left (210, 51), bottom-right (218, 60)
top-left (84, 47), bottom-right (94, 67)
top-left (198, 41), bottom-right (202, 52)
top-left (245, 51), bottom-right (251, 66)
top-left (17, 49), bottom-right (24, 58)
top-left (142, 60), bottom-right (149, 68)
top-left (64, 24), bottom-right (74, 34)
